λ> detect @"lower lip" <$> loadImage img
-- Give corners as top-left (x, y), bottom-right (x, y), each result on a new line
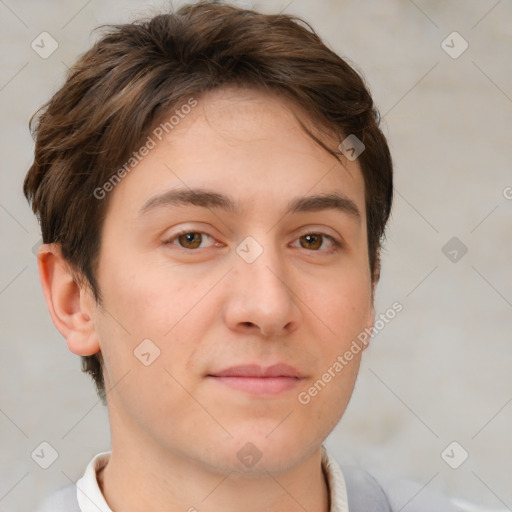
top-left (209, 376), bottom-right (302, 395)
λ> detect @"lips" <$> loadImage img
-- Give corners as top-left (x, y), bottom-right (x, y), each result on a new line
top-left (208, 364), bottom-right (304, 395)
top-left (210, 363), bottom-right (303, 378)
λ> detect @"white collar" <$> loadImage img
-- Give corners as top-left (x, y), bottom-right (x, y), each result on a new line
top-left (76, 445), bottom-right (349, 512)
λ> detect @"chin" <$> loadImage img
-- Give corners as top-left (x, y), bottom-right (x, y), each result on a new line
top-left (227, 428), bottom-right (319, 475)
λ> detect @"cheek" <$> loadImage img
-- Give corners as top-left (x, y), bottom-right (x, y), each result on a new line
top-left (94, 256), bottom-right (222, 386)
top-left (296, 264), bottom-right (371, 413)
top-left (302, 265), bottom-right (372, 340)
top-left (92, 265), bottom-right (211, 429)
top-left (97, 254), bottom-right (208, 336)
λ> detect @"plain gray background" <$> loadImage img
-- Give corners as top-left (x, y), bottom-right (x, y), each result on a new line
top-left (1, 1), bottom-right (511, 511)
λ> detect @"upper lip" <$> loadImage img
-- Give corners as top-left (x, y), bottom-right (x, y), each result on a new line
top-left (209, 364), bottom-right (303, 378)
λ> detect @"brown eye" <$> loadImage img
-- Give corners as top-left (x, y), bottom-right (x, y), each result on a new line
top-left (177, 232), bottom-right (203, 249)
top-left (294, 233), bottom-right (342, 253)
top-left (166, 231), bottom-right (217, 251)
top-left (299, 234), bottom-right (323, 250)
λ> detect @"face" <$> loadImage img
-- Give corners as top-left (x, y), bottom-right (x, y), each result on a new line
top-left (89, 87), bottom-right (374, 475)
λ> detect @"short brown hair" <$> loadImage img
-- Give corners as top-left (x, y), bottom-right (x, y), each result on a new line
top-left (24, 1), bottom-right (393, 402)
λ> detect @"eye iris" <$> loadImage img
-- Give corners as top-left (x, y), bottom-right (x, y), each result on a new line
top-left (300, 234), bottom-right (322, 250)
top-left (178, 232), bottom-right (202, 249)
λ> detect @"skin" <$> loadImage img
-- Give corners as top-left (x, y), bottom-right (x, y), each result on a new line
top-left (38, 86), bottom-right (376, 512)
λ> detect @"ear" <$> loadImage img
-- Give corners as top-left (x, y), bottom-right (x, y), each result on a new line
top-left (37, 244), bottom-right (100, 356)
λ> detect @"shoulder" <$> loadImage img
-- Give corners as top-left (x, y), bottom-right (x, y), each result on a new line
top-left (343, 466), bottom-right (467, 512)
top-left (341, 465), bottom-right (393, 512)
top-left (36, 483), bottom-right (80, 512)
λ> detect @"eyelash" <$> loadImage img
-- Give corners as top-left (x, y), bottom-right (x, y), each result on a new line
top-left (164, 230), bottom-right (343, 253)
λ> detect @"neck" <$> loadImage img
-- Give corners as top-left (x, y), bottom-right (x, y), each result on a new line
top-left (98, 435), bottom-right (330, 512)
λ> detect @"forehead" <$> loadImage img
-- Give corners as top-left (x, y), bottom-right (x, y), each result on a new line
top-left (106, 86), bottom-right (365, 219)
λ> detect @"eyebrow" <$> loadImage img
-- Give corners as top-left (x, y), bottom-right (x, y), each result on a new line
top-left (139, 187), bottom-right (361, 223)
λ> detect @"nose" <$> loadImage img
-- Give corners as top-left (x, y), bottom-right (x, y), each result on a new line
top-left (222, 243), bottom-right (302, 339)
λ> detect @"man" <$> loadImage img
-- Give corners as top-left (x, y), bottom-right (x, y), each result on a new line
top-left (25, 2), bottom-right (466, 510)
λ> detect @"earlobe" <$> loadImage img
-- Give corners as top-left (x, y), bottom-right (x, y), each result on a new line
top-left (37, 244), bottom-right (100, 356)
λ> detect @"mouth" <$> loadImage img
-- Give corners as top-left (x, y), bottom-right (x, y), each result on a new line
top-left (207, 363), bottom-right (305, 395)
